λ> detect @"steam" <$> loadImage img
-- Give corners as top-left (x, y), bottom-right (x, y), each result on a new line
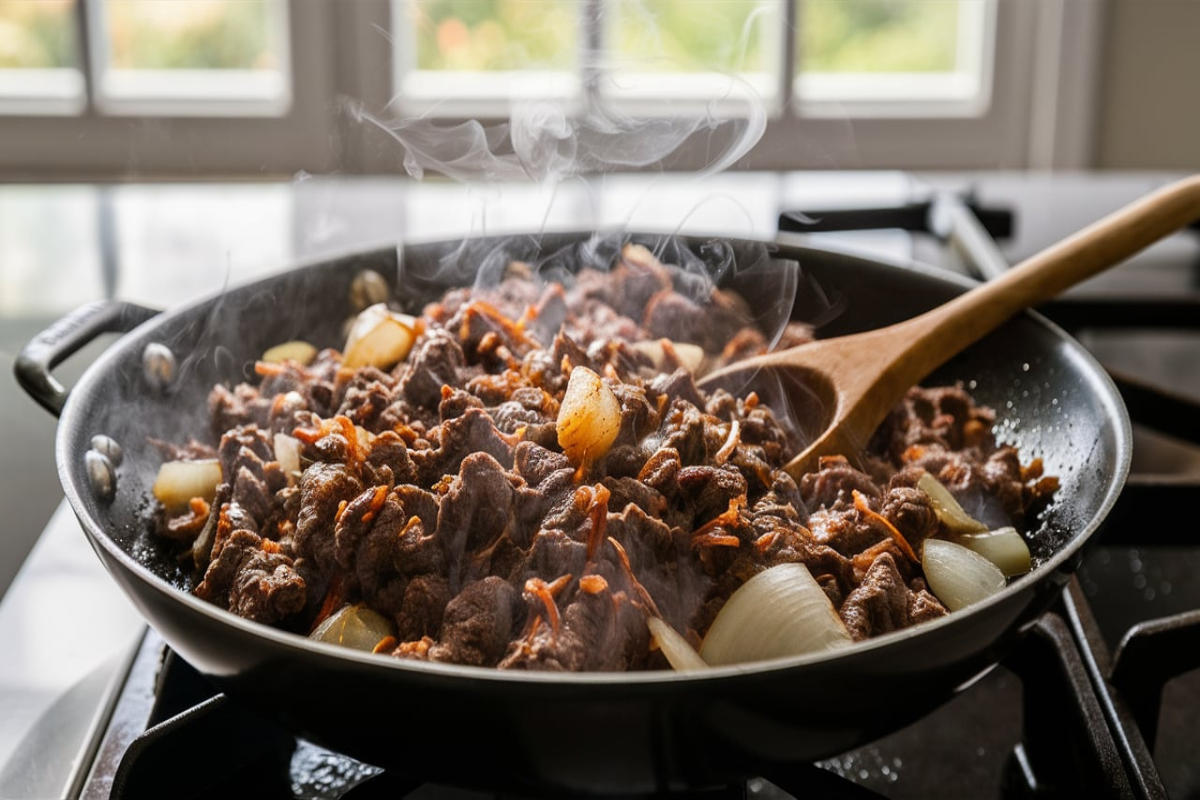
top-left (349, 93), bottom-right (766, 185)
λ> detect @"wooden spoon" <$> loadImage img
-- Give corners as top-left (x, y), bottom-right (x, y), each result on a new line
top-left (700, 174), bottom-right (1200, 479)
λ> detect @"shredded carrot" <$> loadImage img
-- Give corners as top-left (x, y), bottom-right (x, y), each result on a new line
top-left (254, 361), bottom-right (287, 377)
top-left (689, 494), bottom-right (747, 543)
top-left (607, 537), bottom-right (662, 619)
top-left (901, 445), bottom-right (926, 463)
top-left (743, 391), bottom-right (760, 411)
top-left (852, 489), bottom-right (917, 562)
top-left (691, 532), bottom-right (741, 549)
top-left (579, 574), bottom-right (609, 594)
top-left (187, 496), bottom-right (210, 518)
top-left (260, 538), bottom-right (282, 555)
top-left (713, 420), bottom-right (741, 465)
top-left (334, 499), bottom-right (349, 525)
top-left (523, 615), bottom-right (544, 647)
top-left (372, 636), bottom-right (398, 655)
top-left (332, 416), bottom-right (361, 463)
top-left (292, 426), bottom-right (324, 445)
top-left (397, 515), bottom-right (422, 540)
top-left (753, 530), bottom-right (781, 554)
top-left (496, 425), bottom-right (527, 448)
top-left (460, 300), bottom-right (538, 349)
top-left (360, 485), bottom-right (389, 526)
top-left (524, 578), bottom-right (564, 638)
top-left (585, 484), bottom-right (611, 562)
top-left (309, 573), bottom-right (346, 633)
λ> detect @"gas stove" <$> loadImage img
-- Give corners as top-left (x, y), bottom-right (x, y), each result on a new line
top-left (1, 172), bottom-right (1198, 799)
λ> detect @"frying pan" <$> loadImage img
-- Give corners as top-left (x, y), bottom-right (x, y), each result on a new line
top-left (16, 232), bottom-right (1130, 794)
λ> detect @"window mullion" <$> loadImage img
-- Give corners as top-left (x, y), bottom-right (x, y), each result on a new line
top-left (780, 0), bottom-right (798, 118)
top-left (581, 0), bottom-right (604, 114)
top-left (74, 0), bottom-right (100, 112)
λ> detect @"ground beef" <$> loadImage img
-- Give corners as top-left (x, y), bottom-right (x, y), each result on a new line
top-left (154, 240), bottom-right (1054, 671)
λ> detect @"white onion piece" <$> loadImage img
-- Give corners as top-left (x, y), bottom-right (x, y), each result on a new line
top-left (647, 617), bottom-right (708, 672)
top-left (153, 459), bottom-right (222, 513)
top-left (557, 366), bottom-right (621, 464)
top-left (917, 472), bottom-right (988, 534)
top-left (958, 526), bottom-right (1032, 578)
top-left (921, 538), bottom-right (1007, 611)
top-left (273, 433), bottom-right (301, 482)
top-left (699, 563), bottom-right (852, 666)
top-left (342, 303), bottom-right (417, 370)
top-left (632, 339), bottom-right (706, 374)
top-left (310, 603), bottom-right (396, 652)
top-left (262, 339), bottom-right (317, 365)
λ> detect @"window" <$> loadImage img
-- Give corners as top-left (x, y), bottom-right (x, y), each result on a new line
top-left (0, 0), bottom-right (337, 177)
top-left (94, 0), bottom-right (291, 116)
top-left (0, 0), bottom-right (1103, 176)
top-left (0, 0), bottom-right (83, 114)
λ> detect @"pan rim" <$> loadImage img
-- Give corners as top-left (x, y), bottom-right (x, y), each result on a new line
top-left (54, 231), bottom-right (1133, 687)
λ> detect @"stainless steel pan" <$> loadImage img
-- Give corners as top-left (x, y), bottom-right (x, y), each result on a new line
top-left (16, 232), bottom-right (1130, 794)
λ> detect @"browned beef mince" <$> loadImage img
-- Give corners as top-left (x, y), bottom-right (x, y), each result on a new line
top-left (156, 242), bottom-right (1055, 670)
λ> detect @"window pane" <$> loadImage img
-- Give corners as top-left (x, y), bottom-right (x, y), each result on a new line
top-left (395, 0), bottom-right (579, 110)
top-left (97, 0), bottom-right (289, 112)
top-left (0, 0), bottom-right (82, 111)
top-left (611, 0), bottom-right (776, 75)
top-left (407, 0), bottom-right (577, 72)
top-left (104, 0), bottom-right (275, 71)
top-left (795, 0), bottom-right (990, 107)
top-left (800, 0), bottom-right (959, 73)
top-left (0, 0), bottom-right (75, 68)
top-left (606, 0), bottom-right (780, 105)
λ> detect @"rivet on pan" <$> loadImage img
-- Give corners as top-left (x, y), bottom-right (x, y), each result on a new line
top-left (143, 342), bottom-right (177, 391)
top-left (85, 450), bottom-right (116, 503)
top-left (89, 434), bottom-right (123, 467)
top-left (350, 269), bottom-right (390, 311)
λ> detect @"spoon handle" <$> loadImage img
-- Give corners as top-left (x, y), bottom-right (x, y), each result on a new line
top-left (903, 174), bottom-right (1200, 377)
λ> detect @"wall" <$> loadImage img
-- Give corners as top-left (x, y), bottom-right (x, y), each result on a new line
top-left (1096, 0), bottom-right (1200, 170)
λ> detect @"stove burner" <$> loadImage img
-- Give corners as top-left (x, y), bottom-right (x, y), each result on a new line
top-left (80, 607), bottom-right (1141, 800)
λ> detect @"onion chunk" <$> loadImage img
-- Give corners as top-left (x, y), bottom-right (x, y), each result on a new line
top-left (153, 459), bottom-right (222, 514)
top-left (700, 563), bottom-right (852, 666)
top-left (262, 340), bottom-right (317, 365)
top-left (310, 603), bottom-right (396, 652)
top-left (557, 366), bottom-right (621, 464)
top-left (647, 617), bottom-right (708, 672)
top-left (921, 538), bottom-right (1007, 611)
top-left (958, 526), bottom-right (1032, 578)
top-left (917, 472), bottom-right (988, 534)
top-left (343, 303), bottom-right (417, 370)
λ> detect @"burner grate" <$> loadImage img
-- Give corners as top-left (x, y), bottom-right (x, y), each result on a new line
top-left (83, 609), bottom-right (1136, 800)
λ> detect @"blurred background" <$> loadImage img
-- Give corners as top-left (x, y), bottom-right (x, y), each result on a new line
top-left (1, 0), bottom-right (1196, 178)
top-left (0, 0), bottom-right (1197, 594)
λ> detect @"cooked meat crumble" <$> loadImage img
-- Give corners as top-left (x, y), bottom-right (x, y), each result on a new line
top-left (153, 242), bottom-right (1056, 671)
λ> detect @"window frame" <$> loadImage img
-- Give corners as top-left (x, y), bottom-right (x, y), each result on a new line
top-left (0, 0), bottom-right (341, 179)
top-left (0, 0), bottom-right (1105, 179)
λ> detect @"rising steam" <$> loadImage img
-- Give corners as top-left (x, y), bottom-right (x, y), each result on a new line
top-left (348, 91), bottom-right (766, 185)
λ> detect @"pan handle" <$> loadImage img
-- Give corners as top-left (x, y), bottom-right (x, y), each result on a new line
top-left (14, 299), bottom-right (160, 418)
